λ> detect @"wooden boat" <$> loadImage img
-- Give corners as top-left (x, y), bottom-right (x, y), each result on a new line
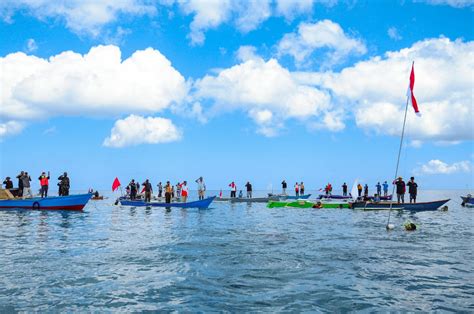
top-left (215, 196), bottom-right (280, 203)
top-left (267, 200), bottom-right (350, 209)
top-left (0, 194), bottom-right (92, 211)
top-left (91, 196), bottom-right (104, 200)
top-left (280, 194), bottom-right (312, 200)
top-left (461, 195), bottom-right (473, 206)
top-left (119, 196), bottom-right (216, 209)
top-left (351, 199), bottom-right (450, 211)
top-left (318, 194), bottom-right (392, 201)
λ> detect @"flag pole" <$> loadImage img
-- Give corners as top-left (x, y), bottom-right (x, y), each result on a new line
top-left (386, 62), bottom-right (413, 230)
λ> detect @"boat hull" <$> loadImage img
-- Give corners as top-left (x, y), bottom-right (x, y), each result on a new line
top-left (120, 196), bottom-right (216, 209)
top-left (215, 196), bottom-right (279, 203)
top-left (351, 199), bottom-right (450, 211)
top-left (268, 200), bottom-right (350, 209)
top-left (461, 196), bottom-right (474, 206)
top-left (281, 194), bottom-right (312, 200)
top-left (0, 194), bottom-right (92, 211)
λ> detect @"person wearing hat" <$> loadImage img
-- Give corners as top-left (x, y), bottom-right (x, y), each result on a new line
top-left (407, 176), bottom-right (418, 203)
top-left (3, 177), bottom-right (13, 190)
top-left (393, 177), bottom-right (406, 204)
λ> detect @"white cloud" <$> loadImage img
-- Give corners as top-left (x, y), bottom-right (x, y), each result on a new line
top-left (26, 38), bottom-right (38, 52)
top-left (103, 115), bottom-right (182, 148)
top-left (415, 159), bottom-right (472, 175)
top-left (274, 0), bottom-right (337, 19)
top-left (277, 19), bottom-right (367, 67)
top-left (311, 37), bottom-right (474, 142)
top-left (417, 0), bottom-right (474, 8)
top-left (387, 27), bottom-right (402, 41)
top-left (0, 120), bottom-right (24, 139)
top-left (1, 45), bottom-right (188, 125)
top-left (179, 0), bottom-right (272, 45)
top-left (193, 55), bottom-right (338, 136)
top-left (0, 0), bottom-right (156, 36)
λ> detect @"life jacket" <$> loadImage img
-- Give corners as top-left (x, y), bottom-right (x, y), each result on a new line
top-left (40, 176), bottom-right (49, 186)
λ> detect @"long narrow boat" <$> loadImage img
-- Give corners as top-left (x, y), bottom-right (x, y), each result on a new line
top-left (280, 194), bottom-right (312, 200)
top-left (351, 199), bottom-right (450, 211)
top-left (268, 200), bottom-right (350, 209)
top-left (317, 194), bottom-right (392, 201)
top-left (119, 196), bottom-right (216, 209)
top-left (461, 196), bottom-right (474, 207)
top-left (215, 196), bottom-right (280, 203)
top-left (0, 194), bottom-right (92, 211)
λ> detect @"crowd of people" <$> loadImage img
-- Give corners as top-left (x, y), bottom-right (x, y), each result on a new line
top-left (2, 171), bottom-right (70, 199)
top-left (124, 177), bottom-right (206, 203)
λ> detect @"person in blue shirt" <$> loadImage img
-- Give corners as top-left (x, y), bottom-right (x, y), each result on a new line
top-left (382, 181), bottom-right (389, 197)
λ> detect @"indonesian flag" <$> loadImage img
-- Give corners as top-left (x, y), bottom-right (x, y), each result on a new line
top-left (112, 177), bottom-right (121, 191)
top-left (407, 62), bottom-right (421, 116)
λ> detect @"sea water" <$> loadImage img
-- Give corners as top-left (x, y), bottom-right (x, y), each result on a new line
top-left (0, 190), bottom-right (472, 311)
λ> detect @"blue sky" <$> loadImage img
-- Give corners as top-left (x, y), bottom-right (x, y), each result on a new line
top-left (0, 0), bottom-right (473, 191)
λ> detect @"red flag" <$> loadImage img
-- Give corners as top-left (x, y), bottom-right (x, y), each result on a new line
top-left (112, 177), bottom-right (121, 191)
top-left (407, 62), bottom-right (421, 116)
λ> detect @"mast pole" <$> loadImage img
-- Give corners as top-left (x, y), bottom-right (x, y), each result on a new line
top-left (386, 93), bottom-right (410, 229)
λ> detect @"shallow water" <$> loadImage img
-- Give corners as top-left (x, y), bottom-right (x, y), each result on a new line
top-left (0, 190), bottom-right (473, 311)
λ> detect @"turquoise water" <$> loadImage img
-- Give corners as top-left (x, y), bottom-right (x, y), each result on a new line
top-left (0, 190), bottom-right (473, 311)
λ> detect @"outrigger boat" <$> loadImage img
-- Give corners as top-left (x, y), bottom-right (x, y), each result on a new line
top-left (461, 195), bottom-right (474, 207)
top-left (351, 199), bottom-right (450, 212)
top-left (0, 193), bottom-right (92, 211)
top-left (280, 194), bottom-right (312, 200)
top-left (318, 194), bottom-right (392, 201)
top-left (119, 196), bottom-right (216, 209)
top-left (268, 200), bottom-right (350, 209)
top-left (215, 196), bottom-right (279, 203)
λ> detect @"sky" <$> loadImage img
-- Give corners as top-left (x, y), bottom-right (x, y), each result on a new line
top-left (0, 0), bottom-right (473, 192)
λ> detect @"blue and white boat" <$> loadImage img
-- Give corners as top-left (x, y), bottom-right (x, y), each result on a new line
top-left (120, 196), bottom-right (216, 209)
top-left (0, 194), bottom-right (92, 211)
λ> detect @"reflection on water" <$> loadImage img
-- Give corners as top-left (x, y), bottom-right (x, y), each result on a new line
top-left (0, 190), bottom-right (473, 311)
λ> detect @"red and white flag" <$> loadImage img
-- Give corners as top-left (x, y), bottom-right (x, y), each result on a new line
top-left (112, 177), bottom-right (121, 192)
top-left (407, 62), bottom-right (421, 116)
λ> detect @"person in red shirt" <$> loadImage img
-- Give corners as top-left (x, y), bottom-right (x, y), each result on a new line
top-left (38, 171), bottom-right (50, 198)
top-left (229, 181), bottom-right (237, 198)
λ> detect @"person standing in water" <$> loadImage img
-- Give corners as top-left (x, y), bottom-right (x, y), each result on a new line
top-left (38, 171), bottom-right (50, 198)
top-left (342, 182), bottom-right (348, 196)
top-left (407, 176), bottom-right (418, 203)
top-left (142, 179), bottom-right (153, 202)
top-left (245, 181), bottom-right (252, 198)
top-left (394, 177), bottom-right (406, 204)
top-left (180, 181), bottom-right (189, 203)
top-left (382, 181), bottom-right (389, 197)
top-left (300, 182), bottom-right (305, 196)
top-left (281, 180), bottom-right (287, 195)
top-left (195, 177), bottom-right (206, 200)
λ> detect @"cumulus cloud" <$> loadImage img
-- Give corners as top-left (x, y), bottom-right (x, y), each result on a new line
top-left (103, 115), bottom-right (182, 148)
top-left (306, 37), bottom-right (474, 142)
top-left (415, 159), bottom-right (472, 175)
top-left (0, 0), bottom-right (156, 36)
top-left (0, 45), bottom-right (188, 124)
top-left (277, 20), bottom-right (367, 67)
top-left (193, 55), bottom-right (338, 136)
top-left (0, 120), bottom-right (24, 139)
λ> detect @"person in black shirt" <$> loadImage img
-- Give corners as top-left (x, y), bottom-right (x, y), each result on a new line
top-left (281, 180), bottom-right (287, 195)
top-left (394, 177), bottom-right (406, 204)
top-left (129, 179), bottom-right (138, 200)
top-left (3, 177), bottom-right (13, 189)
top-left (58, 172), bottom-right (70, 196)
top-left (245, 181), bottom-right (252, 198)
top-left (16, 171), bottom-right (24, 197)
top-left (342, 182), bottom-right (348, 196)
top-left (407, 176), bottom-right (418, 203)
top-left (143, 179), bottom-right (153, 202)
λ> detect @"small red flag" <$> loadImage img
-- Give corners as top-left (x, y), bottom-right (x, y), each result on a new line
top-left (112, 177), bottom-right (121, 191)
top-left (407, 62), bottom-right (420, 116)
